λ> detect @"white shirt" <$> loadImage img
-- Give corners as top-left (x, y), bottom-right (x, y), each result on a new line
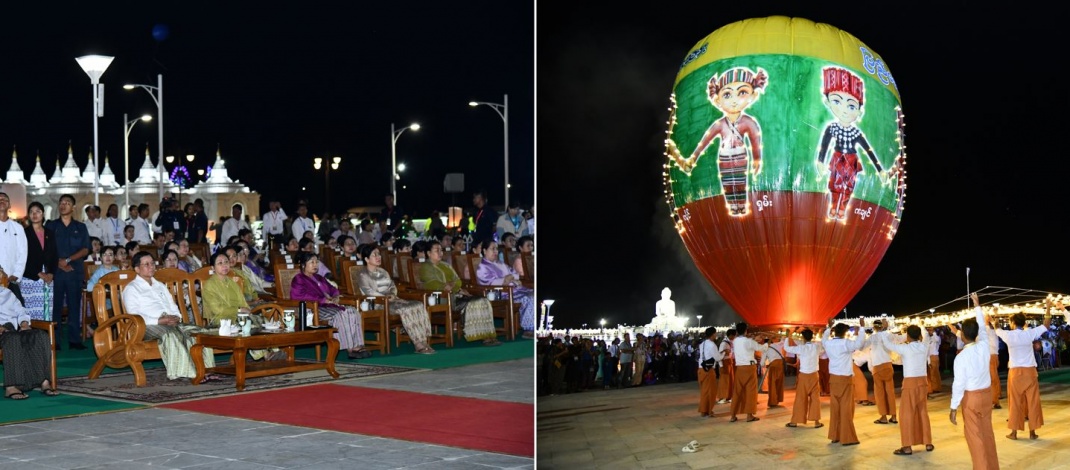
top-left (698, 338), bottom-right (724, 367)
top-left (951, 306), bottom-right (992, 409)
top-left (986, 326), bottom-right (998, 356)
top-left (85, 217), bottom-right (106, 240)
top-left (331, 229), bottom-right (358, 241)
top-left (220, 218), bottom-right (250, 246)
top-left (784, 339), bottom-right (820, 374)
top-left (150, 211), bottom-right (163, 234)
top-left (852, 347), bottom-right (870, 368)
top-left (867, 330), bottom-right (894, 366)
top-left (291, 217), bottom-right (315, 239)
top-left (996, 324), bottom-right (1050, 369)
top-left (265, 209), bottom-right (288, 235)
top-left (0, 219), bottom-right (27, 279)
top-left (764, 341), bottom-right (785, 366)
top-left (104, 217), bottom-right (126, 246)
top-left (732, 336), bottom-right (768, 365)
top-left (928, 333), bottom-right (941, 356)
top-left (881, 328), bottom-right (929, 378)
top-left (822, 328), bottom-right (865, 376)
top-left (121, 275), bottom-right (180, 325)
top-left (133, 217), bottom-right (154, 245)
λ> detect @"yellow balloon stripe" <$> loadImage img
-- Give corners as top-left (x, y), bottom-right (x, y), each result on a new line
top-left (675, 16), bottom-right (900, 103)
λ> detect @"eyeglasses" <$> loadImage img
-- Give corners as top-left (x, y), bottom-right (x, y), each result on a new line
top-left (138, 262), bottom-right (156, 268)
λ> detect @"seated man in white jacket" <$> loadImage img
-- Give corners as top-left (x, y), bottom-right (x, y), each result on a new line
top-left (122, 251), bottom-right (217, 382)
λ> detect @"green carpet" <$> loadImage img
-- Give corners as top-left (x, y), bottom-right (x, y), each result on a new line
top-left (1038, 368), bottom-right (1070, 385)
top-left (0, 393), bottom-right (145, 425)
top-left (361, 337), bottom-right (532, 369)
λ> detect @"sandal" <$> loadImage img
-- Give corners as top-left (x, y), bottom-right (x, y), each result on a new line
top-left (483, 339), bottom-right (502, 347)
top-left (814, 422), bottom-right (824, 429)
top-left (682, 440), bottom-right (698, 453)
top-left (893, 447), bottom-right (912, 455)
top-left (889, 418), bottom-right (898, 424)
top-left (42, 389), bottom-right (59, 397)
top-left (729, 416), bottom-right (738, 423)
top-left (925, 444), bottom-right (935, 452)
top-left (746, 416), bottom-right (760, 422)
top-left (5, 392), bottom-right (28, 400)
top-left (785, 423), bottom-right (797, 428)
top-left (874, 419), bottom-right (890, 424)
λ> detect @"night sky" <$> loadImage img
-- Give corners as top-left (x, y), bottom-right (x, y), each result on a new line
top-left (538, 3), bottom-right (1070, 329)
top-left (0, 2), bottom-right (533, 218)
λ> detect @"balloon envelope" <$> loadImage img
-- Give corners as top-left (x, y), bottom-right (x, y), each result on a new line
top-left (663, 16), bottom-right (906, 328)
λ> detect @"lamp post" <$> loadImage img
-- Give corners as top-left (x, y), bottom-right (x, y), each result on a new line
top-left (542, 299), bottom-right (555, 331)
top-left (390, 123), bottom-right (420, 205)
top-left (124, 74), bottom-right (164, 203)
top-left (76, 55), bottom-right (114, 207)
top-left (696, 315), bottom-right (703, 327)
top-left (123, 113), bottom-right (152, 209)
top-left (469, 94), bottom-right (509, 208)
top-left (313, 156), bottom-right (341, 213)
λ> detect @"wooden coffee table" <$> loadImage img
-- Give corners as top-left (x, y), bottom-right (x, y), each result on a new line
top-left (190, 327), bottom-right (340, 391)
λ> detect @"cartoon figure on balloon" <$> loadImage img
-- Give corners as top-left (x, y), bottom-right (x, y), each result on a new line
top-left (815, 66), bottom-right (894, 221)
top-left (667, 66), bottom-right (766, 217)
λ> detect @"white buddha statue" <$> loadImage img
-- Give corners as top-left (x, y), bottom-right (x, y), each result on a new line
top-left (651, 287), bottom-right (682, 332)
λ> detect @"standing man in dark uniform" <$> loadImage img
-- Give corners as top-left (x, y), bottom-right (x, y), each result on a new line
top-left (471, 190), bottom-right (498, 247)
top-left (46, 194), bottom-right (90, 350)
top-left (155, 199), bottom-right (186, 241)
top-left (379, 194), bottom-right (403, 233)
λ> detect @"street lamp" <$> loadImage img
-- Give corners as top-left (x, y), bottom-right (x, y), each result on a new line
top-left (124, 74), bottom-right (164, 203)
top-left (76, 54), bottom-right (114, 207)
top-left (696, 315), bottom-right (703, 327)
top-left (390, 123), bottom-right (420, 205)
top-left (542, 299), bottom-right (555, 330)
top-left (469, 94), bottom-right (509, 208)
top-left (123, 113), bottom-right (152, 209)
top-left (313, 156), bottom-right (341, 213)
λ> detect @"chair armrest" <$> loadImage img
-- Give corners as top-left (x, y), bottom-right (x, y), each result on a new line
top-left (29, 320), bottom-right (55, 337)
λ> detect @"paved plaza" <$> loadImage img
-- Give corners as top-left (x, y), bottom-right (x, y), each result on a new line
top-left (0, 359), bottom-right (533, 470)
top-left (537, 373), bottom-right (1070, 469)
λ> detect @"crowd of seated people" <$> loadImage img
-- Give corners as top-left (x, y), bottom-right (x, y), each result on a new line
top-left (0, 191), bottom-right (536, 401)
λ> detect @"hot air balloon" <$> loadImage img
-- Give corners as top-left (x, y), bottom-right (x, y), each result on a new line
top-left (663, 16), bottom-right (906, 329)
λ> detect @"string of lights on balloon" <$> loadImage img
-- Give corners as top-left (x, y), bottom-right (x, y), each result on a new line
top-left (662, 93), bottom-right (685, 234)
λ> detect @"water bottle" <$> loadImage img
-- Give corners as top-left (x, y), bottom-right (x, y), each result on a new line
top-left (297, 301), bottom-right (307, 331)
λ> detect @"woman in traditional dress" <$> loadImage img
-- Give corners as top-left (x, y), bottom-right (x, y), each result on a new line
top-left (114, 245), bottom-right (131, 270)
top-left (202, 252), bottom-right (282, 360)
top-left (21, 201), bottom-right (56, 322)
top-left (356, 244), bottom-right (435, 354)
top-left (417, 243), bottom-right (500, 346)
top-left (0, 285), bottom-right (57, 399)
top-left (86, 246), bottom-right (119, 311)
top-left (162, 249), bottom-right (181, 269)
top-left (476, 240), bottom-right (534, 339)
top-left (289, 252), bottom-right (371, 359)
top-left (176, 238), bottom-right (203, 273)
top-left (513, 235), bottom-right (532, 278)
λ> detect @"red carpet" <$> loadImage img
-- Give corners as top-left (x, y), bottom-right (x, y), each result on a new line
top-left (162, 384), bottom-right (533, 456)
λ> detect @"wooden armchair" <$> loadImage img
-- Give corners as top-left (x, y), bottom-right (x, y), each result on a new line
top-left (273, 263), bottom-right (388, 358)
top-left (346, 263), bottom-right (448, 351)
top-left (88, 270), bottom-right (163, 387)
top-left (466, 256), bottom-right (520, 341)
top-left (381, 251), bottom-right (397, 280)
top-left (154, 267), bottom-right (203, 326)
top-left (520, 253), bottom-right (534, 283)
top-left (402, 258), bottom-right (457, 348)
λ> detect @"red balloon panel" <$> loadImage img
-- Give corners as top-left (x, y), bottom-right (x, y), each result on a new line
top-left (678, 191), bottom-right (895, 328)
